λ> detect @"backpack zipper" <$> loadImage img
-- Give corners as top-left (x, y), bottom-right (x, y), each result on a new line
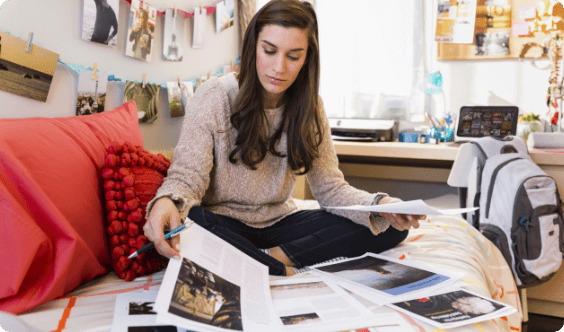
top-left (485, 157), bottom-right (523, 219)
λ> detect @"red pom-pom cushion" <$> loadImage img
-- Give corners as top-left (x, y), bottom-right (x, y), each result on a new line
top-left (0, 101), bottom-right (143, 314)
top-left (102, 142), bottom-right (171, 281)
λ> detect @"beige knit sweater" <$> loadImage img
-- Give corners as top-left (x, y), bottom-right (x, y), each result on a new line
top-left (146, 73), bottom-right (390, 235)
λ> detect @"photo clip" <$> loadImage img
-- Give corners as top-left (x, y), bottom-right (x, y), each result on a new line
top-left (26, 32), bottom-right (34, 53)
top-left (142, 73), bottom-right (147, 88)
top-left (93, 63), bottom-right (97, 80)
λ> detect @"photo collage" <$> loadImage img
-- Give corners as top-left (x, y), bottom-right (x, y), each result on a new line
top-left (457, 107), bottom-right (517, 138)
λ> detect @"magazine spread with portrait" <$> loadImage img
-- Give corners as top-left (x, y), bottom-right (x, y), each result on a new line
top-left (388, 288), bottom-right (517, 329)
top-left (268, 276), bottom-right (412, 332)
top-left (153, 223), bottom-right (284, 332)
top-left (309, 253), bottom-right (464, 305)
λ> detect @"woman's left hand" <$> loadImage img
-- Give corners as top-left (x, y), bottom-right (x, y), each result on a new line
top-left (378, 196), bottom-right (426, 231)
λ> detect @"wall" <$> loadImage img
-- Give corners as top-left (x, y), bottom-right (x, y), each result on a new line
top-left (0, 0), bottom-right (240, 151)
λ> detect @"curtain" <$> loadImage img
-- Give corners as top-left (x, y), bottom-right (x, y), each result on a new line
top-left (239, 0), bottom-right (257, 39)
top-left (316, 0), bottom-right (428, 123)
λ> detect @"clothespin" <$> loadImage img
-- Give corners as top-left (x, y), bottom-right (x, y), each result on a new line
top-left (207, 70), bottom-right (211, 80)
top-left (177, 75), bottom-right (181, 86)
top-left (200, 4), bottom-right (204, 15)
top-left (174, 4), bottom-right (177, 17)
top-left (230, 60), bottom-right (234, 72)
top-left (26, 32), bottom-right (33, 53)
top-left (142, 73), bottom-right (147, 88)
top-left (93, 63), bottom-right (97, 80)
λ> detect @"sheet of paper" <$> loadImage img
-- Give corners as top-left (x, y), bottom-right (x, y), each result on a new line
top-left (309, 253), bottom-right (464, 305)
top-left (269, 277), bottom-right (396, 332)
top-left (110, 292), bottom-right (189, 332)
top-left (154, 223), bottom-right (283, 332)
top-left (325, 199), bottom-right (478, 216)
top-left (388, 288), bottom-right (517, 329)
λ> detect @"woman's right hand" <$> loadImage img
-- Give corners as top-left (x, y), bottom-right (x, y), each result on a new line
top-left (143, 197), bottom-right (182, 259)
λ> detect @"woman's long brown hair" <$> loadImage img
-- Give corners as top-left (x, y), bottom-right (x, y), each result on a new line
top-left (229, 0), bottom-right (322, 175)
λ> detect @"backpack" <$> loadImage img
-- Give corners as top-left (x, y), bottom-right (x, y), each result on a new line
top-left (448, 136), bottom-right (564, 287)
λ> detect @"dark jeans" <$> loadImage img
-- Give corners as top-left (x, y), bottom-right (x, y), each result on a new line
top-left (188, 206), bottom-right (408, 276)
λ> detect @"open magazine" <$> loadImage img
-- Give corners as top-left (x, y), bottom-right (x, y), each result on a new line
top-left (388, 288), bottom-right (516, 329)
top-left (153, 223), bottom-right (283, 332)
top-left (269, 276), bottom-right (412, 332)
top-left (309, 253), bottom-right (464, 305)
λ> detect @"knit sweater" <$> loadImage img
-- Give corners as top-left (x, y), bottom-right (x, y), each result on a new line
top-left (146, 73), bottom-right (390, 235)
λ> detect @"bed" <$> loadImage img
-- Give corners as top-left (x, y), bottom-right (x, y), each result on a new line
top-left (13, 208), bottom-right (522, 332)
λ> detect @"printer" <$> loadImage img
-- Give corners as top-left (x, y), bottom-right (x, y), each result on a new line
top-left (328, 118), bottom-right (399, 142)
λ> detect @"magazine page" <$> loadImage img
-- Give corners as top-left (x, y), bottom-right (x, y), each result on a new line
top-left (110, 291), bottom-right (189, 332)
top-left (269, 277), bottom-right (400, 332)
top-left (309, 253), bottom-right (463, 305)
top-left (154, 223), bottom-right (283, 332)
top-left (388, 288), bottom-right (517, 329)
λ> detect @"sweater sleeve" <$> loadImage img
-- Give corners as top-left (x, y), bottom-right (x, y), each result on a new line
top-left (146, 81), bottom-right (221, 221)
top-left (306, 99), bottom-right (390, 235)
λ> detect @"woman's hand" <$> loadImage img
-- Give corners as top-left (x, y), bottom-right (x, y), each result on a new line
top-left (143, 197), bottom-right (182, 259)
top-left (378, 196), bottom-right (426, 231)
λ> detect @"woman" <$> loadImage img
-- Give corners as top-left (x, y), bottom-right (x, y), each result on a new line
top-left (90, 0), bottom-right (118, 45)
top-left (144, 0), bottom-right (424, 276)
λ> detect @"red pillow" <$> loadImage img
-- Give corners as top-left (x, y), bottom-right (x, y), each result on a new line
top-left (0, 101), bottom-right (143, 314)
top-left (101, 142), bottom-right (170, 281)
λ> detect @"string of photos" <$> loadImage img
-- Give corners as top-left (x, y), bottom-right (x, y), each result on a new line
top-left (0, 0), bottom-right (239, 124)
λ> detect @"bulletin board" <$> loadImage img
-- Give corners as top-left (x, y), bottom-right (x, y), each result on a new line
top-left (437, 0), bottom-right (564, 61)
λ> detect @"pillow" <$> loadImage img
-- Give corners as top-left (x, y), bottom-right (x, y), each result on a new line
top-left (0, 101), bottom-right (143, 314)
top-left (101, 142), bottom-right (171, 281)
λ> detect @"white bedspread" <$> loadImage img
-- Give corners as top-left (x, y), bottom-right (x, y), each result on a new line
top-left (15, 214), bottom-right (521, 332)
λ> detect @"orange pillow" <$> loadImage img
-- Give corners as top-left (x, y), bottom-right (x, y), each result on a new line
top-left (102, 142), bottom-right (170, 281)
top-left (0, 101), bottom-right (143, 314)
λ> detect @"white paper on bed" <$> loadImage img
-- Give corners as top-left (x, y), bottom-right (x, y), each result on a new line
top-left (325, 199), bottom-right (478, 215)
top-left (154, 223), bottom-right (283, 332)
top-left (111, 291), bottom-right (189, 332)
top-left (387, 288), bottom-right (517, 329)
top-left (309, 253), bottom-right (464, 305)
top-left (269, 276), bottom-right (403, 332)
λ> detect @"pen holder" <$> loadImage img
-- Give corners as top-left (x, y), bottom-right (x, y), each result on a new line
top-left (429, 127), bottom-right (454, 142)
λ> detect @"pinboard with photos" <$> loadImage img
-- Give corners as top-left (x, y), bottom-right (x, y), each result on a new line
top-left (436, 0), bottom-right (564, 60)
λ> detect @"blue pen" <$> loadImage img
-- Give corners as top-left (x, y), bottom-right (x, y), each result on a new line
top-left (128, 223), bottom-right (190, 259)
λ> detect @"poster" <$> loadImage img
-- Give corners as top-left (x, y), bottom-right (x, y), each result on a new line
top-left (125, 0), bottom-right (157, 62)
top-left (163, 8), bottom-right (184, 61)
top-left (82, 0), bottom-right (119, 46)
top-left (76, 69), bottom-right (108, 115)
top-left (435, 0), bottom-right (478, 44)
top-left (124, 80), bottom-right (160, 123)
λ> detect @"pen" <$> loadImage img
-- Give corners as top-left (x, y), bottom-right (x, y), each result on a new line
top-left (128, 223), bottom-right (190, 259)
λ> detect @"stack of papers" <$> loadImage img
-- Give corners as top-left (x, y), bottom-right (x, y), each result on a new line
top-left (110, 200), bottom-right (514, 332)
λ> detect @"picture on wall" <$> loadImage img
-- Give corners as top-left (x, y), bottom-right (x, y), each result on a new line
top-left (163, 8), bottom-right (184, 61)
top-left (125, 0), bottom-right (157, 62)
top-left (0, 31), bottom-right (59, 102)
top-left (76, 69), bottom-right (108, 116)
top-left (124, 80), bottom-right (160, 123)
top-left (215, 0), bottom-right (235, 33)
top-left (167, 81), bottom-right (193, 117)
top-left (82, 0), bottom-right (119, 46)
top-left (192, 6), bottom-right (206, 48)
top-left (475, 31), bottom-right (510, 56)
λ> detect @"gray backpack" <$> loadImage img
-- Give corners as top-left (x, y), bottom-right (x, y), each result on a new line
top-left (450, 136), bottom-right (564, 287)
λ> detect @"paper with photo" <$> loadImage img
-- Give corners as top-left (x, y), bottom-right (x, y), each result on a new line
top-left (166, 81), bottom-right (192, 118)
top-left (82, 0), bottom-right (119, 46)
top-left (388, 288), bottom-right (517, 329)
top-left (309, 253), bottom-right (463, 305)
top-left (125, 0), bottom-right (157, 62)
top-left (435, 0), bottom-right (477, 43)
top-left (325, 199), bottom-right (478, 216)
top-left (154, 223), bottom-right (283, 332)
top-left (76, 69), bottom-right (108, 115)
top-left (0, 31), bottom-right (59, 102)
top-left (192, 6), bottom-right (206, 48)
top-left (110, 291), bottom-right (190, 332)
top-left (215, 0), bottom-right (235, 33)
top-left (163, 8), bottom-right (184, 61)
top-left (269, 277), bottom-right (401, 332)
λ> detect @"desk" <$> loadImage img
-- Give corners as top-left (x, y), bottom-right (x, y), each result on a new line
top-left (293, 141), bottom-right (564, 318)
